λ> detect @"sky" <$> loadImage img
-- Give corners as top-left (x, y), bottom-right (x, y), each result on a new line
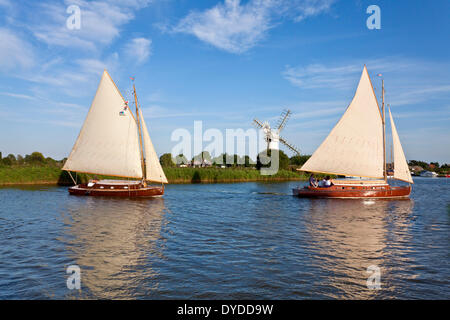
top-left (0, 0), bottom-right (449, 163)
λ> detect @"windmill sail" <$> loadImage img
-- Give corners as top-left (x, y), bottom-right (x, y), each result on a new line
top-left (300, 66), bottom-right (384, 178)
top-left (139, 108), bottom-right (168, 184)
top-left (63, 70), bottom-right (142, 178)
top-left (389, 107), bottom-right (414, 184)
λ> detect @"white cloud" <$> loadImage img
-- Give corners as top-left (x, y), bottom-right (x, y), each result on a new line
top-left (282, 58), bottom-right (415, 89)
top-left (173, 0), bottom-right (273, 54)
top-left (124, 38), bottom-right (152, 65)
top-left (0, 92), bottom-right (36, 100)
top-left (0, 28), bottom-right (34, 71)
top-left (283, 63), bottom-right (360, 89)
top-left (282, 58), bottom-right (450, 115)
top-left (389, 85), bottom-right (450, 106)
top-left (76, 59), bottom-right (108, 74)
top-left (172, 0), bottom-right (335, 54)
top-left (292, 0), bottom-right (335, 22)
top-left (31, 0), bottom-right (150, 51)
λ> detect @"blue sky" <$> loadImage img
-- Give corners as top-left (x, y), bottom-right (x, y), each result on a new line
top-left (0, 0), bottom-right (449, 163)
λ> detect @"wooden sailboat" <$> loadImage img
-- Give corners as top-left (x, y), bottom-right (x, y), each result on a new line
top-left (63, 70), bottom-right (168, 197)
top-left (293, 66), bottom-right (413, 199)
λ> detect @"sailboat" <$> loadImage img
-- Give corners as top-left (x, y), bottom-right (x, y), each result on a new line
top-left (293, 66), bottom-right (413, 199)
top-left (63, 70), bottom-right (168, 197)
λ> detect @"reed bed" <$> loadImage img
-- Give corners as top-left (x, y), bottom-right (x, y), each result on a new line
top-left (0, 165), bottom-right (307, 185)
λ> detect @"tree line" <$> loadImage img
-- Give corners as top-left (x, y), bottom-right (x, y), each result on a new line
top-left (4, 150), bottom-right (446, 174)
top-left (0, 151), bottom-right (64, 167)
top-left (0, 149), bottom-right (310, 170)
top-left (408, 160), bottom-right (450, 174)
top-left (159, 151), bottom-right (312, 170)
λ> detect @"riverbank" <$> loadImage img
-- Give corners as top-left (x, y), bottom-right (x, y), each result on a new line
top-left (0, 166), bottom-right (307, 186)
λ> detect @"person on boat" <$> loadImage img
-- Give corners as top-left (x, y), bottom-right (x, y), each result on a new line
top-left (309, 174), bottom-right (318, 188)
top-left (318, 177), bottom-right (326, 187)
top-left (324, 176), bottom-right (333, 187)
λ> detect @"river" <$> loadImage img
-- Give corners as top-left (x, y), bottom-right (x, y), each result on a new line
top-left (0, 178), bottom-right (448, 299)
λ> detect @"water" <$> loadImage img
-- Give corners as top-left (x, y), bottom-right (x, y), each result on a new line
top-left (0, 178), bottom-right (449, 299)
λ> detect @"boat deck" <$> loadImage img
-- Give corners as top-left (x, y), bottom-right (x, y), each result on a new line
top-left (332, 179), bottom-right (388, 186)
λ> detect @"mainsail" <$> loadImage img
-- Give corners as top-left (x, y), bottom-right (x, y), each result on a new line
top-left (139, 108), bottom-right (168, 184)
top-left (389, 107), bottom-right (414, 184)
top-left (63, 70), bottom-right (143, 178)
top-left (300, 66), bottom-right (384, 178)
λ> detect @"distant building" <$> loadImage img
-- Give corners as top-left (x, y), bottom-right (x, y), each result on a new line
top-left (191, 151), bottom-right (213, 168)
top-left (420, 170), bottom-right (438, 177)
top-left (410, 165), bottom-right (423, 172)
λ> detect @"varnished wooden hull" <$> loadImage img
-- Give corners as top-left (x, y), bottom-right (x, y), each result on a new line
top-left (293, 184), bottom-right (411, 199)
top-left (68, 181), bottom-right (164, 197)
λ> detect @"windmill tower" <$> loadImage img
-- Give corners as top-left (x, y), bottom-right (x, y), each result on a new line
top-left (253, 109), bottom-right (300, 155)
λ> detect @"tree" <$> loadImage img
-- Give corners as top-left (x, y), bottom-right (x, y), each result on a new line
top-left (200, 151), bottom-right (212, 163)
top-left (46, 157), bottom-right (58, 166)
top-left (233, 154), bottom-right (244, 166)
top-left (16, 155), bottom-right (24, 165)
top-left (175, 154), bottom-right (188, 165)
top-left (244, 155), bottom-right (255, 167)
top-left (256, 149), bottom-right (289, 170)
top-left (25, 152), bottom-right (45, 164)
top-left (224, 153), bottom-right (233, 166)
top-left (429, 162), bottom-right (439, 168)
top-left (278, 150), bottom-right (290, 170)
top-left (213, 153), bottom-right (232, 166)
top-left (2, 154), bottom-right (17, 165)
top-left (290, 155), bottom-right (311, 166)
top-left (160, 153), bottom-right (175, 167)
top-left (408, 160), bottom-right (428, 168)
top-left (1, 154), bottom-right (16, 166)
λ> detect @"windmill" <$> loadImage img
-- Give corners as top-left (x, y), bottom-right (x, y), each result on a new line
top-left (253, 109), bottom-right (300, 155)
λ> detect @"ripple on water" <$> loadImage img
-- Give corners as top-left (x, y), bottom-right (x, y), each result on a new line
top-left (0, 179), bottom-right (449, 299)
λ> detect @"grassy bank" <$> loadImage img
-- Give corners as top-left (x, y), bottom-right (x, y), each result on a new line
top-left (0, 165), bottom-right (307, 186)
top-left (0, 166), bottom-right (67, 185)
top-left (164, 167), bottom-right (306, 183)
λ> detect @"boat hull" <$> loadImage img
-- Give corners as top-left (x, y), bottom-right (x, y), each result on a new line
top-left (293, 184), bottom-right (411, 199)
top-left (68, 181), bottom-right (164, 197)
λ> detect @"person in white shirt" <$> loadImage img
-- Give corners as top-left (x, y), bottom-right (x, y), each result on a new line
top-left (324, 176), bottom-right (333, 187)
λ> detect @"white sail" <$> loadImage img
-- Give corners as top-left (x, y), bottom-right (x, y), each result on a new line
top-left (139, 108), bottom-right (168, 184)
top-left (63, 70), bottom-right (143, 178)
top-left (389, 107), bottom-right (414, 184)
top-left (300, 66), bottom-right (385, 178)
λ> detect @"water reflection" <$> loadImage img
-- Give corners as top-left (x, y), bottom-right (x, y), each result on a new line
top-left (303, 199), bottom-right (414, 299)
top-left (61, 197), bottom-right (166, 299)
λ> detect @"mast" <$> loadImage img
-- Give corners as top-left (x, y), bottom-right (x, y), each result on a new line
top-left (133, 82), bottom-right (146, 185)
top-left (390, 107), bottom-right (393, 172)
top-left (382, 79), bottom-right (387, 182)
